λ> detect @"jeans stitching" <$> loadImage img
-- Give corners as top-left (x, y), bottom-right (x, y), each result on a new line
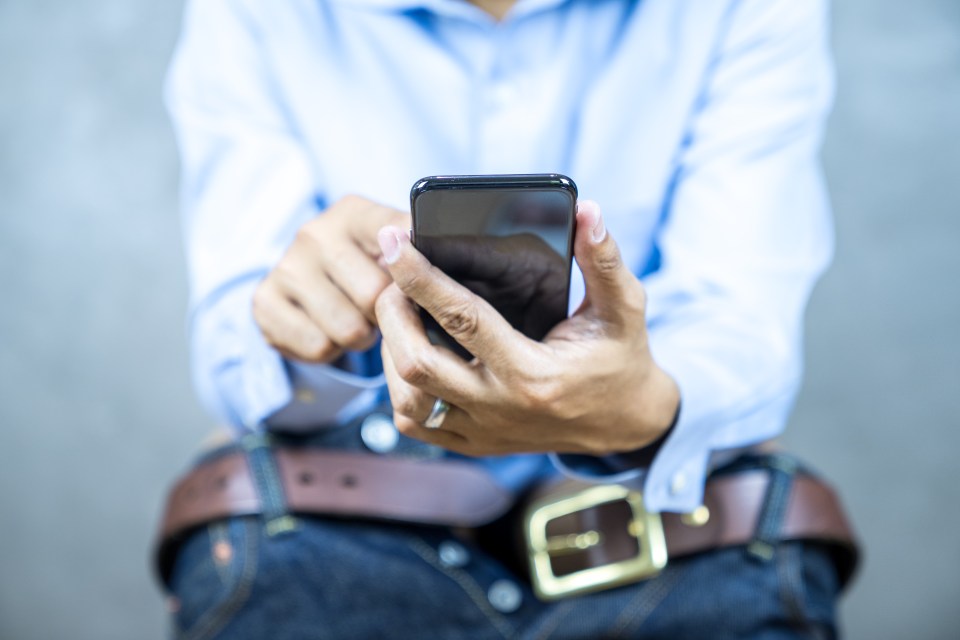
top-left (246, 446), bottom-right (286, 523)
top-left (406, 536), bottom-right (518, 640)
top-left (608, 566), bottom-right (686, 638)
top-left (178, 519), bottom-right (260, 640)
top-left (527, 600), bottom-right (577, 640)
top-left (777, 544), bottom-right (805, 623)
top-left (776, 543), bottom-right (831, 640)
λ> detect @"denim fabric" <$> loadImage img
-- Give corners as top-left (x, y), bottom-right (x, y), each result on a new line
top-left (168, 514), bottom-right (840, 639)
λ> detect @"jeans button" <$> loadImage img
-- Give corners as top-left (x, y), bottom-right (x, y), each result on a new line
top-left (487, 579), bottom-right (522, 613)
top-left (360, 413), bottom-right (399, 454)
top-left (438, 540), bottom-right (470, 568)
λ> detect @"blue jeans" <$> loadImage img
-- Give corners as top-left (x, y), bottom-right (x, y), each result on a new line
top-left (167, 514), bottom-right (840, 639)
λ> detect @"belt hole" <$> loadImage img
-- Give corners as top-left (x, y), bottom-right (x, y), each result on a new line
top-left (341, 474), bottom-right (358, 488)
top-left (299, 472), bottom-right (314, 485)
top-left (214, 476), bottom-right (227, 490)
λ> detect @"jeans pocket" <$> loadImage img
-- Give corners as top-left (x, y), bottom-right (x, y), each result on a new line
top-left (168, 517), bottom-right (260, 640)
top-left (777, 542), bottom-right (841, 640)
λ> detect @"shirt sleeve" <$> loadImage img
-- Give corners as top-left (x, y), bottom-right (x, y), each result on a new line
top-left (166, 0), bottom-right (381, 432)
top-left (555, 0), bottom-right (835, 512)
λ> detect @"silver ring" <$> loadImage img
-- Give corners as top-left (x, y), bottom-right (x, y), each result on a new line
top-left (423, 398), bottom-right (450, 430)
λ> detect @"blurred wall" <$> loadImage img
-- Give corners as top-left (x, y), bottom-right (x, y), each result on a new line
top-left (0, 1), bottom-right (957, 638)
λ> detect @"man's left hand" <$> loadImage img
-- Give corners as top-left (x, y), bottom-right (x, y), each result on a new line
top-left (374, 201), bottom-right (680, 457)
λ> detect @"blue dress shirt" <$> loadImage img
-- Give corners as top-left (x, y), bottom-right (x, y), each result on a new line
top-left (166, 0), bottom-right (834, 512)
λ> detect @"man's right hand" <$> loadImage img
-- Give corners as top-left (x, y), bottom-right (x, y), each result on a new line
top-left (253, 195), bottom-right (410, 364)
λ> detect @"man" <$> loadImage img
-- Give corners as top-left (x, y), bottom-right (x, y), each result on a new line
top-left (158, 0), bottom-right (856, 637)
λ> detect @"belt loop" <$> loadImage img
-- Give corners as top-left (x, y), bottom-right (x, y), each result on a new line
top-left (746, 454), bottom-right (798, 562)
top-left (242, 432), bottom-right (298, 537)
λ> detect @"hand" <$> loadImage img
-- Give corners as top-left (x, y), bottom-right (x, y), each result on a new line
top-left (419, 233), bottom-right (569, 355)
top-left (253, 195), bottom-right (409, 364)
top-left (374, 201), bottom-right (680, 457)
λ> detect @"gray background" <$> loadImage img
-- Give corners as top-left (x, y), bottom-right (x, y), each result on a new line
top-left (0, 0), bottom-right (957, 638)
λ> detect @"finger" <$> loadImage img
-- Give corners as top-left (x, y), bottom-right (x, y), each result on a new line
top-left (375, 283), bottom-right (485, 407)
top-left (377, 226), bottom-right (527, 368)
top-left (393, 412), bottom-right (472, 453)
top-left (381, 345), bottom-right (471, 450)
top-left (274, 265), bottom-right (377, 352)
top-left (343, 198), bottom-right (411, 257)
top-left (319, 238), bottom-right (392, 322)
top-left (573, 200), bottom-right (645, 324)
top-left (252, 283), bottom-right (342, 363)
top-left (380, 340), bottom-right (432, 422)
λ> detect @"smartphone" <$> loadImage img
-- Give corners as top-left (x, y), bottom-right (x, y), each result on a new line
top-left (410, 174), bottom-right (577, 359)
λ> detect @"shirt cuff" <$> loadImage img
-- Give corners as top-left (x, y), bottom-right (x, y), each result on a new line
top-left (190, 278), bottom-right (292, 432)
top-left (549, 406), bottom-right (677, 487)
top-left (550, 340), bottom-right (731, 514)
top-left (265, 359), bottom-right (385, 431)
top-left (640, 337), bottom-right (739, 513)
top-left (191, 277), bottom-right (386, 433)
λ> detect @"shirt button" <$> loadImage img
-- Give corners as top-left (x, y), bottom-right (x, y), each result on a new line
top-left (670, 472), bottom-right (687, 496)
top-left (438, 541), bottom-right (470, 568)
top-left (360, 413), bottom-right (399, 454)
top-left (487, 579), bottom-right (522, 613)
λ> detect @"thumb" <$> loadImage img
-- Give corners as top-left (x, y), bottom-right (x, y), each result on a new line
top-left (574, 200), bottom-right (644, 323)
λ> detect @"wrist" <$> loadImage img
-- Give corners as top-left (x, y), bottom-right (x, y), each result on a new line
top-left (647, 364), bottom-right (681, 434)
top-left (617, 363), bottom-right (680, 453)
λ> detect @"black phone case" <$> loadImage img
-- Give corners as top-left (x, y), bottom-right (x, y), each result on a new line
top-left (409, 174), bottom-right (578, 358)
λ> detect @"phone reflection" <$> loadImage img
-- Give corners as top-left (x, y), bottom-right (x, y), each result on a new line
top-left (418, 233), bottom-right (568, 359)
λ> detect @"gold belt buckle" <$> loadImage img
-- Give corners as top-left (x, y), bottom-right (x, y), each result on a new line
top-left (524, 484), bottom-right (668, 601)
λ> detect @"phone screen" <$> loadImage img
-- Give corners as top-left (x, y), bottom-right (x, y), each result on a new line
top-left (411, 175), bottom-right (576, 358)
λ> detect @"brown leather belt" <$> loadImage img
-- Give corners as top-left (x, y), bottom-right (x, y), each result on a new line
top-left (155, 446), bottom-right (859, 599)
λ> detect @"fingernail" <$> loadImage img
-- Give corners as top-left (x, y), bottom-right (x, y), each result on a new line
top-left (378, 227), bottom-right (402, 264)
top-left (580, 201), bottom-right (606, 243)
top-left (592, 212), bottom-right (606, 243)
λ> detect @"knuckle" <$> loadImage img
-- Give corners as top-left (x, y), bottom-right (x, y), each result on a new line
top-left (338, 193), bottom-right (362, 207)
top-left (594, 247), bottom-right (623, 276)
top-left (393, 414), bottom-right (420, 436)
top-left (396, 268), bottom-right (425, 293)
top-left (324, 245), bottom-right (351, 266)
top-left (376, 205), bottom-right (410, 227)
top-left (355, 290), bottom-right (380, 316)
top-left (389, 209), bottom-right (411, 226)
top-left (300, 334), bottom-right (334, 363)
top-left (392, 389), bottom-right (420, 418)
top-left (373, 286), bottom-right (393, 317)
top-left (435, 301), bottom-right (480, 342)
top-left (373, 283), bottom-right (404, 322)
top-left (271, 260), bottom-right (300, 288)
top-left (328, 194), bottom-right (365, 217)
top-left (294, 224), bottom-right (319, 246)
top-left (339, 322), bottom-right (374, 350)
top-left (521, 378), bottom-right (563, 413)
top-left (394, 352), bottom-right (433, 386)
top-left (354, 276), bottom-right (390, 314)
top-left (551, 402), bottom-right (581, 423)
